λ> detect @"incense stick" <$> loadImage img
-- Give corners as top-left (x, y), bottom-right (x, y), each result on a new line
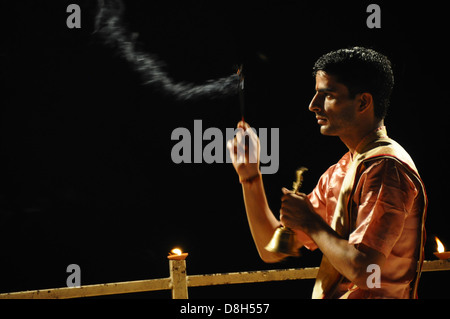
top-left (237, 65), bottom-right (245, 122)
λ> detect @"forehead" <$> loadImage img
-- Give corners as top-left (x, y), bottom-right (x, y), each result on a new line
top-left (314, 71), bottom-right (349, 94)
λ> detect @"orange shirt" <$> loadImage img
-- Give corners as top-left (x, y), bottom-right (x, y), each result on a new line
top-left (296, 151), bottom-right (425, 298)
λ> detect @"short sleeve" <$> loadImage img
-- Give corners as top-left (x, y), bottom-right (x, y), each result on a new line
top-left (348, 158), bottom-right (419, 258)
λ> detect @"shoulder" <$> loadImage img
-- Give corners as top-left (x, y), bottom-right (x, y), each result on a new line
top-left (358, 157), bottom-right (420, 197)
top-left (361, 135), bottom-right (419, 175)
top-left (361, 156), bottom-right (416, 179)
top-left (324, 152), bottom-right (351, 177)
top-left (317, 152), bottom-right (351, 185)
top-left (309, 152), bottom-right (352, 199)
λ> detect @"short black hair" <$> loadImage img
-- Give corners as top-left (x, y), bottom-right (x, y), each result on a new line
top-left (312, 47), bottom-right (394, 119)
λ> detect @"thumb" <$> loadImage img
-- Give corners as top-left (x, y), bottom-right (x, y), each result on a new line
top-left (237, 121), bottom-right (250, 131)
top-left (281, 187), bottom-right (291, 195)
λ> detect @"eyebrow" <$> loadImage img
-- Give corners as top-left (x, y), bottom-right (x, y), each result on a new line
top-left (316, 87), bottom-right (336, 93)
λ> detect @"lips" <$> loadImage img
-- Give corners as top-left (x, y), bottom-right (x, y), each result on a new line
top-left (316, 116), bottom-right (327, 125)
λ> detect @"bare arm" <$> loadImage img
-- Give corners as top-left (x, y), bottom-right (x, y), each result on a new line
top-left (241, 174), bottom-right (285, 262)
top-left (306, 212), bottom-right (385, 288)
top-left (227, 121), bottom-right (294, 263)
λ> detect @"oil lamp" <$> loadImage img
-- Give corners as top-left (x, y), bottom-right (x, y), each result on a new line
top-left (168, 248), bottom-right (189, 260)
top-left (433, 237), bottom-right (450, 260)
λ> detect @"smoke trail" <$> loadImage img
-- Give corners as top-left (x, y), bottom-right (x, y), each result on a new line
top-left (94, 0), bottom-right (240, 101)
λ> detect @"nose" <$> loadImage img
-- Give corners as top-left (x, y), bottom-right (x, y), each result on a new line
top-left (308, 92), bottom-right (323, 113)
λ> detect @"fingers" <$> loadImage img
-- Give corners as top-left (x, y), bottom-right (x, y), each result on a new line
top-left (280, 189), bottom-right (308, 224)
top-left (279, 201), bottom-right (298, 229)
top-left (237, 120), bottom-right (250, 130)
top-left (279, 189), bottom-right (316, 232)
top-left (281, 188), bottom-right (307, 202)
top-left (235, 131), bottom-right (245, 164)
top-left (226, 122), bottom-right (259, 165)
top-left (226, 131), bottom-right (247, 164)
top-left (226, 138), bottom-right (237, 162)
top-left (279, 203), bottom-right (297, 228)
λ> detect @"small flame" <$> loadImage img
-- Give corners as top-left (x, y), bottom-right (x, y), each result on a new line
top-left (171, 248), bottom-right (182, 255)
top-left (435, 237), bottom-right (445, 253)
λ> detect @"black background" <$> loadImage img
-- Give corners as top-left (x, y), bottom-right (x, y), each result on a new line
top-left (0, 0), bottom-right (448, 298)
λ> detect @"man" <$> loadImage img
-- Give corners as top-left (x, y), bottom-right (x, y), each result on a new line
top-left (227, 47), bottom-right (427, 299)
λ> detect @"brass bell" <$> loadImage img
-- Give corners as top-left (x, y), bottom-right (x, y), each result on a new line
top-left (264, 226), bottom-right (300, 256)
top-left (264, 167), bottom-right (308, 257)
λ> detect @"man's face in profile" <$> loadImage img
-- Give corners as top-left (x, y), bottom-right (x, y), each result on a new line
top-left (309, 71), bottom-right (361, 137)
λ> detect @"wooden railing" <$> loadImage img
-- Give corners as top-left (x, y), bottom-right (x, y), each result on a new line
top-left (0, 259), bottom-right (449, 299)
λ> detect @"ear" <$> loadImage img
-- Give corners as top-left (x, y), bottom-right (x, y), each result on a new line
top-left (357, 92), bottom-right (374, 114)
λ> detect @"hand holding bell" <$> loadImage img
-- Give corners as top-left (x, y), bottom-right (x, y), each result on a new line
top-left (264, 167), bottom-right (308, 256)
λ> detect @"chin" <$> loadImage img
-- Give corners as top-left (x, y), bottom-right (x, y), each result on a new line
top-left (320, 125), bottom-right (338, 136)
top-left (320, 125), bottom-right (332, 135)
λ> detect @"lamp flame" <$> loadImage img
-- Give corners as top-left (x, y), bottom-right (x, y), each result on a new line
top-left (435, 237), bottom-right (445, 253)
top-left (171, 248), bottom-right (182, 255)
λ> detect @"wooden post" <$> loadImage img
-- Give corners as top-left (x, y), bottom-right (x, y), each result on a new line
top-left (169, 259), bottom-right (188, 299)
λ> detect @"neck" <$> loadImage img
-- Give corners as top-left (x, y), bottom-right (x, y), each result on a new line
top-left (340, 119), bottom-right (384, 155)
